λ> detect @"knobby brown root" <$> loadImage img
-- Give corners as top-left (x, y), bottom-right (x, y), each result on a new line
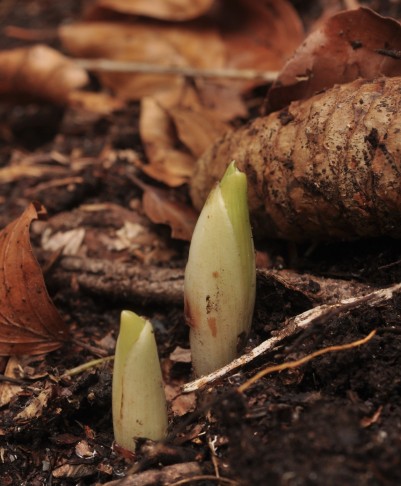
top-left (191, 77), bottom-right (401, 241)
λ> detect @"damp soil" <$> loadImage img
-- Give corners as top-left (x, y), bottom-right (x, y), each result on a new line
top-left (1, 1), bottom-right (401, 486)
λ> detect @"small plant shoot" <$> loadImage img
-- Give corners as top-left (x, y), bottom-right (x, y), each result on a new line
top-left (184, 161), bottom-right (256, 376)
top-left (112, 310), bottom-right (168, 452)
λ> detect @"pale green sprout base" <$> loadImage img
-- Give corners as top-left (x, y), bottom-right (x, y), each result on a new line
top-left (184, 161), bottom-right (256, 377)
top-left (112, 310), bottom-right (168, 452)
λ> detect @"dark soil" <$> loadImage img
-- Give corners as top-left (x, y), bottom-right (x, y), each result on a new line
top-left (1, 1), bottom-right (401, 486)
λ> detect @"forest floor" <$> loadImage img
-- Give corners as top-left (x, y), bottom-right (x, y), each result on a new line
top-left (1, 1), bottom-right (401, 485)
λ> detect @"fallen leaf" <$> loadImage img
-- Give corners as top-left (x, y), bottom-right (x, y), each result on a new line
top-left (41, 227), bottom-right (86, 256)
top-left (75, 440), bottom-right (97, 459)
top-left (138, 85), bottom-right (233, 186)
top-left (139, 96), bottom-right (195, 186)
top-left (169, 387), bottom-right (197, 416)
top-left (68, 91), bottom-right (124, 114)
top-left (59, 0), bottom-right (303, 190)
top-left (188, 80), bottom-right (248, 121)
top-left (130, 175), bottom-right (198, 241)
top-left (0, 45), bottom-right (89, 105)
top-left (52, 464), bottom-right (97, 480)
top-left (92, 0), bottom-right (214, 21)
top-left (143, 189), bottom-right (198, 241)
top-left (169, 346), bottom-right (191, 363)
top-left (0, 202), bottom-right (68, 356)
top-left (169, 106), bottom-right (231, 158)
top-left (60, 0), bottom-right (303, 102)
top-left (265, 8), bottom-right (401, 112)
top-left (220, 0), bottom-right (304, 73)
top-left (60, 21), bottom-right (226, 100)
top-left (15, 382), bottom-right (54, 422)
top-left (0, 357), bottom-right (23, 407)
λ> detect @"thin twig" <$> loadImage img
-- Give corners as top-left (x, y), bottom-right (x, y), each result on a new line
top-left (0, 374), bottom-right (26, 385)
top-left (71, 337), bottom-right (109, 357)
top-left (238, 330), bottom-right (376, 393)
top-left (169, 475), bottom-right (239, 486)
top-left (75, 58), bottom-right (279, 82)
top-left (61, 356), bottom-right (114, 378)
top-left (182, 282), bottom-right (401, 393)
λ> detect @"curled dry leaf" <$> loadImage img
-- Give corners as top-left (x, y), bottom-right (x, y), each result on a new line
top-left (131, 174), bottom-right (198, 241)
top-left (138, 91), bottom-right (231, 187)
top-left (92, 0), bottom-right (214, 21)
top-left (139, 96), bottom-right (195, 187)
top-left (143, 189), bottom-right (198, 241)
top-left (169, 106), bottom-right (231, 159)
top-left (0, 202), bottom-right (68, 356)
top-left (0, 45), bottom-right (89, 105)
top-left (265, 8), bottom-right (401, 113)
top-left (191, 77), bottom-right (401, 241)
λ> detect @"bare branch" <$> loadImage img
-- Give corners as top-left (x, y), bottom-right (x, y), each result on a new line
top-left (75, 58), bottom-right (279, 82)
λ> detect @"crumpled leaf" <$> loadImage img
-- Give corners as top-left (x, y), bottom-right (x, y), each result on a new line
top-left (0, 356), bottom-right (23, 407)
top-left (15, 383), bottom-right (54, 422)
top-left (131, 175), bottom-right (198, 240)
top-left (265, 8), bottom-right (401, 113)
top-left (138, 87), bottom-right (231, 187)
top-left (169, 106), bottom-right (231, 159)
top-left (0, 45), bottom-right (89, 105)
top-left (92, 0), bottom-right (214, 21)
top-left (0, 202), bottom-right (68, 356)
top-left (139, 96), bottom-right (195, 187)
top-left (59, 0), bottom-right (303, 186)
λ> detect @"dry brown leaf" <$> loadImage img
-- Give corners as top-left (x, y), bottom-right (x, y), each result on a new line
top-left (167, 385), bottom-right (197, 416)
top-left (139, 96), bottom-right (195, 186)
top-left (220, 0), bottom-right (304, 73)
top-left (169, 346), bottom-right (191, 363)
top-left (131, 175), bottom-right (198, 240)
top-left (59, 0), bottom-right (303, 189)
top-left (0, 202), bottom-right (68, 356)
top-left (60, 0), bottom-right (303, 101)
top-left (92, 0), bottom-right (214, 21)
top-left (139, 87), bottom-right (232, 187)
top-left (60, 22), bottom-right (226, 100)
top-left (189, 80), bottom-right (248, 121)
top-left (68, 91), bottom-right (124, 114)
top-left (15, 383), bottom-right (54, 422)
top-left (0, 45), bottom-right (89, 105)
top-left (142, 186), bottom-right (198, 241)
top-left (265, 8), bottom-right (401, 113)
top-left (169, 106), bottom-right (231, 158)
top-left (0, 356), bottom-right (23, 407)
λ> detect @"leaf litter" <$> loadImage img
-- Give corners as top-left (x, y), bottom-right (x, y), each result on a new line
top-left (1, 1), bottom-right (401, 485)
top-left (0, 202), bottom-right (68, 356)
